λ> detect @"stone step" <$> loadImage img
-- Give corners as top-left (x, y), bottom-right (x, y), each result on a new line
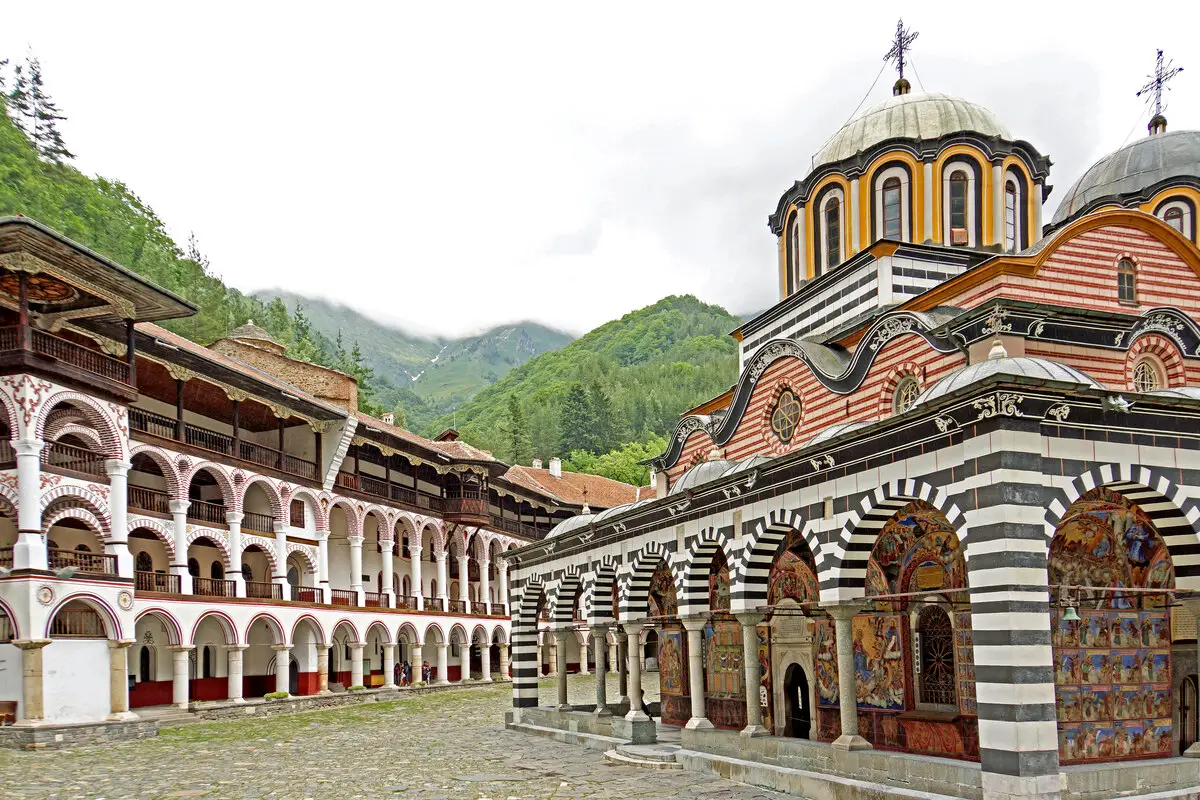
top-left (603, 749), bottom-right (683, 770)
top-left (615, 743), bottom-right (681, 763)
top-left (507, 722), bottom-right (626, 753)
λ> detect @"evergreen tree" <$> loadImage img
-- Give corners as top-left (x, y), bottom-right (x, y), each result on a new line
top-left (27, 56), bottom-right (72, 162)
top-left (391, 402), bottom-right (407, 429)
top-left (504, 394), bottom-right (531, 466)
top-left (587, 379), bottom-right (617, 453)
top-left (8, 60), bottom-right (31, 136)
top-left (558, 382), bottom-right (596, 455)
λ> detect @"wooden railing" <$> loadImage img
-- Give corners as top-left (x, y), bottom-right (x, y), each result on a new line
top-left (448, 600), bottom-right (467, 614)
top-left (129, 407), bottom-right (176, 440)
top-left (187, 498), bottom-right (228, 526)
top-left (390, 483), bottom-right (417, 506)
top-left (0, 547), bottom-right (12, 569)
top-left (359, 474), bottom-right (388, 497)
top-left (337, 472), bottom-right (445, 512)
top-left (49, 547), bottom-right (116, 576)
top-left (490, 515), bottom-right (543, 539)
top-left (30, 328), bottom-right (131, 384)
top-left (136, 571), bottom-right (180, 593)
top-left (42, 440), bottom-right (107, 477)
top-left (363, 591), bottom-right (384, 608)
top-left (193, 577), bottom-right (236, 597)
top-left (242, 511), bottom-right (276, 535)
top-left (128, 485), bottom-right (172, 515)
top-left (330, 588), bottom-right (357, 607)
top-left (492, 603), bottom-right (507, 617)
top-left (50, 608), bottom-right (108, 637)
top-left (395, 594), bottom-right (417, 610)
top-left (291, 585), bottom-right (324, 604)
top-left (444, 487), bottom-right (489, 520)
top-left (245, 580), bottom-right (282, 600)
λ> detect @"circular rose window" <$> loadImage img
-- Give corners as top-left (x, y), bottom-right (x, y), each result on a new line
top-left (770, 389), bottom-right (802, 444)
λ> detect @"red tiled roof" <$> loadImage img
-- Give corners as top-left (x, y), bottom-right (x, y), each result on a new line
top-left (503, 465), bottom-right (640, 509)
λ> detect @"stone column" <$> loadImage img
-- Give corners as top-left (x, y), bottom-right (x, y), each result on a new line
top-left (497, 558), bottom-right (509, 611)
top-left (617, 631), bottom-right (629, 703)
top-left (411, 643), bottom-right (424, 683)
top-left (498, 643), bottom-right (510, 680)
top-left (105, 459), bottom-right (133, 577)
top-left (316, 531), bottom-right (330, 597)
top-left (349, 642), bottom-right (365, 688)
top-left (169, 499), bottom-right (192, 594)
top-left (409, 544), bottom-right (424, 610)
top-left (315, 644), bottom-right (331, 694)
top-left (273, 522), bottom-right (289, 592)
top-left (436, 554), bottom-right (449, 611)
top-left (609, 635), bottom-right (619, 674)
top-left (922, 160), bottom-right (934, 242)
top-left (593, 626), bottom-right (610, 716)
top-left (435, 642), bottom-right (449, 685)
top-left (457, 553), bottom-right (471, 612)
top-left (272, 645), bottom-right (291, 695)
top-left (625, 625), bottom-right (648, 721)
top-left (554, 629), bottom-right (570, 709)
top-left (12, 439), bottom-right (45, 571)
top-left (579, 633), bottom-right (590, 676)
top-left (735, 612), bottom-right (768, 737)
top-left (546, 635), bottom-right (559, 677)
top-left (348, 535), bottom-right (364, 605)
top-left (991, 162), bottom-right (1004, 247)
top-left (479, 556), bottom-right (491, 614)
top-left (480, 643), bottom-right (492, 682)
top-left (13, 639), bottom-right (50, 723)
top-left (226, 512), bottom-right (245, 597)
top-left (382, 643), bottom-right (396, 688)
top-left (682, 616), bottom-right (713, 730)
top-left (226, 645), bottom-right (247, 702)
top-left (170, 645), bottom-right (194, 709)
top-left (825, 603), bottom-right (871, 750)
top-left (381, 539), bottom-right (395, 607)
top-left (108, 640), bottom-right (136, 720)
top-left (536, 642), bottom-right (544, 675)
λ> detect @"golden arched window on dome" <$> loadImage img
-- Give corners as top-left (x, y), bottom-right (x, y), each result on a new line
top-left (1165, 207), bottom-right (1185, 234)
top-left (949, 172), bottom-right (968, 244)
top-left (883, 177), bottom-right (902, 240)
top-left (770, 389), bottom-right (802, 445)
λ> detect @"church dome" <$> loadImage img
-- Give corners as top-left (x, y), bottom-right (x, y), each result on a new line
top-left (226, 319), bottom-right (287, 355)
top-left (670, 459), bottom-right (737, 495)
top-left (546, 513), bottom-right (595, 538)
top-left (813, 92), bottom-right (1012, 168)
top-left (1051, 130), bottom-right (1200, 225)
top-left (913, 357), bottom-right (1101, 408)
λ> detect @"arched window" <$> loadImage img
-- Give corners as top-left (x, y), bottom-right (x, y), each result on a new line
top-left (187, 558), bottom-right (200, 578)
top-left (1165, 207), bottom-right (1185, 233)
top-left (882, 177), bottom-right (902, 239)
top-left (770, 389), bottom-right (802, 445)
top-left (202, 646), bottom-right (213, 679)
top-left (210, 561), bottom-right (224, 580)
top-left (403, 576), bottom-right (411, 596)
top-left (401, 535), bottom-right (410, 559)
top-left (917, 606), bottom-right (957, 706)
top-left (241, 563), bottom-right (253, 582)
top-left (1004, 181), bottom-right (1018, 251)
top-left (287, 564), bottom-right (299, 586)
top-left (784, 212), bottom-right (799, 293)
top-left (948, 172), bottom-right (968, 245)
top-left (893, 376), bottom-right (921, 414)
top-left (75, 543), bottom-right (91, 553)
top-left (824, 198), bottom-right (842, 271)
top-left (1117, 259), bottom-right (1137, 304)
top-left (1133, 358), bottom-right (1163, 393)
top-left (135, 551), bottom-right (153, 573)
top-left (139, 646), bottom-right (153, 682)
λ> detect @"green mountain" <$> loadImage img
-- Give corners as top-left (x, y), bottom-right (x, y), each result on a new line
top-left (442, 294), bottom-right (741, 469)
top-left (258, 291), bottom-right (573, 432)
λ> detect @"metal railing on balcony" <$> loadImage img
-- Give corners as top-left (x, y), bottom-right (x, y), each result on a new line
top-left (242, 511), bottom-right (276, 535)
top-left (291, 585), bottom-right (324, 604)
top-left (330, 588), bottom-right (357, 607)
top-left (41, 440), bottom-right (107, 477)
top-left (245, 580), bottom-right (282, 600)
top-left (49, 547), bottom-right (116, 576)
top-left (128, 485), bottom-right (172, 515)
top-left (363, 591), bottom-right (384, 608)
top-left (448, 599), bottom-right (467, 614)
top-left (193, 577), bottom-right (236, 597)
top-left (187, 498), bottom-right (228, 526)
top-left (136, 571), bottom-right (181, 593)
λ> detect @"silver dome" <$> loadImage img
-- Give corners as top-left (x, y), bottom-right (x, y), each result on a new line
top-left (913, 357), bottom-right (1102, 408)
top-left (805, 421), bottom-right (875, 448)
top-left (722, 454), bottom-right (773, 476)
top-left (546, 514), bottom-right (595, 539)
top-left (1051, 130), bottom-right (1200, 225)
top-left (1146, 387), bottom-right (1200, 401)
top-left (814, 92), bottom-right (1011, 168)
top-left (669, 459), bottom-right (737, 495)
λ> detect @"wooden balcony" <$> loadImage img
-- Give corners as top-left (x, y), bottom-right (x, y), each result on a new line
top-left (489, 514), bottom-right (544, 540)
top-left (135, 571), bottom-right (180, 593)
top-left (290, 585), bottom-right (324, 603)
top-left (0, 325), bottom-right (136, 401)
top-left (395, 594), bottom-right (417, 610)
top-left (129, 407), bottom-right (318, 483)
top-left (245, 580), bottom-right (282, 600)
top-left (330, 588), bottom-right (357, 607)
top-left (193, 577), bottom-right (236, 597)
top-left (129, 485), bottom-right (172, 516)
top-left (335, 472), bottom-right (445, 514)
top-left (492, 603), bottom-right (507, 617)
top-left (49, 547), bottom-right (116, 576)
top-left (187, 498), bottom-right (228, 527)
top-left (448, 599), bottom-right (467, 614)
top-left (242, 511), bottom-right (276, 535)
top-left (363, 591), bottom-right (384, 608)
top-left (444, 487), bottom-right (489, 525)
top-left (41, 440), bottom-right (108, 478)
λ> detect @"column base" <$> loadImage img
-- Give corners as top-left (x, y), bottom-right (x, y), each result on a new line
top-left (107, 711), bottom-right (139, 722)
top-left (555, 703), bottom-right (571, 711)
top-left (624, 708), bottom-right (650, 722)
top-left (435, 680), bottom-right (449, 686)
top-left (317, 690), bottom-right (331, 696)
top-left (230, 697), bottom-right (246, 704)
top-left (686, 716), bottom-right (715, 730)
top-left (479, 677), bottom-right (493, 683)
top-left (740, 724), bottom-right (770, 738)
top-left (981, 771), bottom-right (1062, 800)
top-left (594, 706), bottom-right (612, 718)
top-left (831, 733), bottom-right (872, 751)
top-left (611, 715), bottom-right (657, 744)
top-left (1186, 742), bottom-right (1200, 758)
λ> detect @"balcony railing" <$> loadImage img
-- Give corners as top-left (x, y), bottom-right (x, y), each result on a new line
top-left (49, 547), bottom-right (116, 576)
top-left (0, 326), bottom-right (130, 386)
top-left (187, 498), bottom-right (228, 526)
top-left (245, 580), bottom-right (282, 600)
top-left (448, 600), bottom-right (467, 614)
top-left (444, 487), bottom-right (489, 522)
top-left (50, 608), bottom-right (108, 637)
top-left (0, 547), bottom-right (12, 569)
top-left (193, 577), bottom-right (236, 597)
top-left (136, 571), bottom-right (181, 593)
top-left (330, 588), bottom-right (357, 607)
top-left (129, 485), bottom-right (172, 515)
top-left (41, 440), bottom-right (107, 477)
top-left (363, 591), bottom-right (384, 608)
top-left (336, 473), bottom-right (445, 512)
top-left (242, 511), bottom-right (276, 535)
top-left (395, 594), bottom-right (417, 610)
top-left (489, 515), bottom-right (543, 539)
top-left (492, 603), bottom-right (507, 617)
top-left (129, 407), bottom-right (318, 482)
top-left (291, 585), bottom-right (324, 604)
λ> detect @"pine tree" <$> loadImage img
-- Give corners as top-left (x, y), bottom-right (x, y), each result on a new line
top-left (27, 56), bottom-right (73, 163)
top-left (391, 402), bottom-right (407, 429)
top-left (587, 379), bottom-right (617, 453)
top-left (8, 60), bottom-right (32, 137)
top-left (558, 382), bottom-right (596, 456)
top-left (504, 394), bottom-right (532, 466)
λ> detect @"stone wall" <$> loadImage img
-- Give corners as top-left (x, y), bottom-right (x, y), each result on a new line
top-left (209, 338), bottom-right (357, 410)
top-left (0, 719), bottom-right (158, 750)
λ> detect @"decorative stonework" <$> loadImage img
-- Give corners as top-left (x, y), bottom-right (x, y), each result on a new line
top-left (972, 392), bottom-right (1025, 420)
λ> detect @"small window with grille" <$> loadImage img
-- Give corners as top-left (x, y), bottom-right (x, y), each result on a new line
top-left (893, 376), bottom-right (921, 415)
top-left (1133, 358), bottom-right (1163, 393)
top-left (1117, 259), bottom-right (1137, 304)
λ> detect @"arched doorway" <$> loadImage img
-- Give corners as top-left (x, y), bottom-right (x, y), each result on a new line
top-left (289, 658), bottom-right (299, 695)
top-left (1181, 675), bottom-right (1198, 753)
top-left (783, 663), bottom-right (810, 739)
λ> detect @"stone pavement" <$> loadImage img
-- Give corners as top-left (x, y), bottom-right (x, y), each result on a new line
top-left (0, 674), bottom-right (790, 799)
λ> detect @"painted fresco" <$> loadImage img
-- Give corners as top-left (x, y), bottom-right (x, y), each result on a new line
top-left (954, 610), bottom-right (976, 716)
top-left (659, 630), bottom-right (686, 695)
top-left (646, 560), bottom-right (689, 726)
top-left (813, 615), bottom-right (905, 711)
top-left (814, 618), bottom-right (838, 707)
top-left (767, 531), bottom-right (819, 607)
top-left (757, 623), bottom-right (773, 732)
top-left (1049, 488), bottom-right (1174, 764)
top-left (647, 562), bottom-right (678, 619)
top-left (703, 551), bottom-right (744, 729)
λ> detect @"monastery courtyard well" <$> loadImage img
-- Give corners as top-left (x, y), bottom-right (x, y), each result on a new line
top-left (0, 676), bottom-right (789, 799)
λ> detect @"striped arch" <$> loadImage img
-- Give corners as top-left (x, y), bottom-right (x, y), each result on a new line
top-left (128, 517), bottom-right (177, 560)
top-left (330, 618), bottom-right (362, 643)
top-left (733, 508), bottom-right (827, 612)
top-left (239, 475), bottom-right (284, 520)
top-left (444, 524), bottom-right (468, 559)
top-left (190, 610), bottom-right (237, 646)
top-left (510, 574), bottom-right (545, 709)
top-left (41, 485), bottom-right (113, 535)
top-left (583, 555), bottom-right (620, 626)
top-left (129, 444), bottom-right (184, 497)
top-left (0, 483), bottom-right (16, 521)
top-left (363, 506), bottom-right (391, 541)
top-left (135, 608), bottom-right (183, 646)
top-left (34, 390), bottom-right (126, 459)
top-left (292, 614), bottom-right (326, 645)
top-left (241, 535), bottom-right (280, 575)
top-left (618, 539), bottom-right (676, 623)
top-left (329, 498), bottom-right (362, 539)
top-left (286, 486), bottom-right (328, 530)
top-left (828, 478), bottom-right (965, 594)
top-left (47, 422), bottom-right (103, 450)
top-left (244, 612), bottom-right (287, 646)
top-left (422, 519), bottom-right (446, 556)
top-left (185, 529), bottom-right (234, 568)
top-left (285, 542), bottom-right (319, 575)
top-left (42, 505), bottom-right (106, 538)
top-left (549, 564), bottom-right (584, 626)
top-left (182, 463), bottom-right (238, 512)
top-left (678, 526), bottom-right (735, 617)
top-left (0, 383), bottom-right (19, 438)
top-left (1125, 333), bottom-right (1187, 390)
top-left (1045, 463), bottom-right (1200, 582)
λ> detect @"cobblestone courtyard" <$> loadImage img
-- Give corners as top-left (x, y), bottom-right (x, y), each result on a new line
top-left (0, 675), bottom-right (789, 799)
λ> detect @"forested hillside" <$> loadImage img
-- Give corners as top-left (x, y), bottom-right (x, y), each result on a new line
top-left (443, 295), bottom-right (740, 482)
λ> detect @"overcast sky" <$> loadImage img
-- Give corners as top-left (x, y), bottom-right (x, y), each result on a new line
top-left (2, 3), bottom-right (1198, 337)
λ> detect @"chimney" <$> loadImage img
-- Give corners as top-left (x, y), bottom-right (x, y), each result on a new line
top-left (549, 457), bottom-right (562, 479)
top-left (532, 458), bottom-right (543, 470)
top-left (381, 412), bottom-right (394, 426)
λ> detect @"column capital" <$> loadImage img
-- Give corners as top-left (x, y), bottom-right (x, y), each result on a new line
top-left (104, 459), bottom-right (132, 477)
top-left (169, 645), bottom-right (196, 653)
top-left (680, 615), bottom-right (709, 632)
top-left (314, 643), bottom-right (331, 652)
top-left (225, 511), bottom-right (244, 526)
top-left (734, 611), bottom-right (763, 628)
top-left (222, 644), bottom-right (249, 652)
top-left (107, 639), bottom-right (136, 650)
top-left (271, 644), bottom-right (291, 652)
top-left (168, 499), bottom-right (190, 514)
top-left (12, 638), bottom-right (50, 651)
top-left (273, 522), bottom-right (289, 535)
top-left (821, 601), bottom-right (869, 621)
top-left (553, 628), bottom-right (571, 643)
top-left (347, 535), bottom-right (364, 545)
top-left (12, 438), bottom-right (43, 456)
top-left (349, 642), bottom-right (365, 652)
top-left (409, 543), bottom-right (423, 554)
top-left (380, 539), bottom-right (394, 553)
